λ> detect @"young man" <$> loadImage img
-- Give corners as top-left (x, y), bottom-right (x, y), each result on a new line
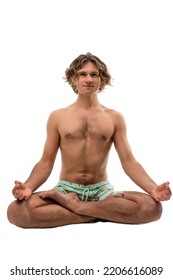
top-left (7, 52), bottom-right (171, 228)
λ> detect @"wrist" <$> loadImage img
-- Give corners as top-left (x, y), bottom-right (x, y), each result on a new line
top-left (24, 181), bottom-right (34, 192)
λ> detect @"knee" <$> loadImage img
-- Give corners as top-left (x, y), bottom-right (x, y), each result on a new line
top-left (152, 200), bottom-right (163, 221)
top-left (7, 200), bottom-right (32, 228)
top-left (140, 196), bottom-right (163, 223)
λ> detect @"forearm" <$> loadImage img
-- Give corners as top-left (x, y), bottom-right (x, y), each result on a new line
top-left (24, 159), bottom-right (53, 192)
top-left (122, 160), bottom-right (157, 194)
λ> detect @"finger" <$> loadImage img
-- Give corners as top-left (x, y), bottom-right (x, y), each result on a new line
top-left (17, 193), bottom-right (24, 200)
top-left (13, 189), bottom-right (24, 200)
top-left (39, 192), bottom-right (46, 199)
top-left (15, 180), bottom-right (21, 185)
top-left (161, 193), bottom-right (171, 201)
top-left (24, 194), bottom-right (31, 200)
top-left (166, 193), bottom-right (172, 200)
top-left (14, 180), bottom-right (24, 187)
top-left (12, 188), bottom-right (17, 195)
top-left (12, 189), bottom-right (19, 196)
top-left (163, 182), bottom-right (170, 189)
top-left (15, 182), bottom-right (26, 190)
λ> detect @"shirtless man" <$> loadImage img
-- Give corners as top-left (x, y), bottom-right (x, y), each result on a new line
top-left (7, 52), bottom-right (171, 228)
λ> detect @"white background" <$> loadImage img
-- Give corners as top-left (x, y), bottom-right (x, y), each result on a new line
top-left (0, 0), bottom-right (172, 279)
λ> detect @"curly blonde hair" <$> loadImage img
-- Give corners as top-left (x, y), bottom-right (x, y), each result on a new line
top-left (64, 52), bottom-right (112, 94)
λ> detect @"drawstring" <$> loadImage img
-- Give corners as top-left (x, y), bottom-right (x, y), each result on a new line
top-left (81, 184), bottom-right (109, 201)
top-left (81, 188), bottom-right (90, 201)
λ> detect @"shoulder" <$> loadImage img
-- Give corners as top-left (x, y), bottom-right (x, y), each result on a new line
top-left (48, 106), bottom-right (71, 120)
top-left (47, 106), bottom-right (74, 127)
top-left (102, 107), bottom-right (127, 132)
top-left (46, 109), bottom-right (64, 129)
top-left (103, 106), bottom-right (125, 122)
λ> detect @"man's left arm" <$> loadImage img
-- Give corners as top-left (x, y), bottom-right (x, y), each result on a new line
top-left (113, 112), bottom-right (171, 201)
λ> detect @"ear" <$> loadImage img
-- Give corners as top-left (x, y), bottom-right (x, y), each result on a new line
top-left (99, 80), bottom-right (104, 91)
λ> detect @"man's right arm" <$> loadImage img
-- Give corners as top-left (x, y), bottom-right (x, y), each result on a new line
top-left (13, 111), bottom-right (60, 199)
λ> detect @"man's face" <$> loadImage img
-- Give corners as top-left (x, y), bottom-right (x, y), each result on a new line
top-left (74, 61), bottom-right (101, 95)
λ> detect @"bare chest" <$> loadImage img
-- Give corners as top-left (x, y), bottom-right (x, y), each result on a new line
top-left (59, 114), bottom-right (114, 142)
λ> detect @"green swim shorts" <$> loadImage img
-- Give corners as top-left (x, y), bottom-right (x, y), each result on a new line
top-left (54, 180), bottom-right (121, 201)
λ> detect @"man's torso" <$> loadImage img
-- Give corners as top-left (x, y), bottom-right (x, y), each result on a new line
top-left (55, 105), bottom-right (116, 184)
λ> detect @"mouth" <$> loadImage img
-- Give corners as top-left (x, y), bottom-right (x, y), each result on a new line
top-left (83, 85), bottom-right (93, 88)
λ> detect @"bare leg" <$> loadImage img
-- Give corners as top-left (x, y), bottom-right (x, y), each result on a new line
top-left (41, 190), bottom-right (163, 224)
top-left (7, 189), bottom-right (163, 228)
top-left (7, 192), bottom-right (97, 228)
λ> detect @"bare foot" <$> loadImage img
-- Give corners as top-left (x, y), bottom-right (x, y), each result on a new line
top-left (40, 190), bottom-right (79, 210)
top-left (104, 192), bottom-right (124, 200)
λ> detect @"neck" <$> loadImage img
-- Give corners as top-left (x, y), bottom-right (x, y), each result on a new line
top-left (75, 94), bottom-right (100, 109)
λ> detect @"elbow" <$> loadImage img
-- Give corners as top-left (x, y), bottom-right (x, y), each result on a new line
top-left (39, 158), bottom-right (54, 172)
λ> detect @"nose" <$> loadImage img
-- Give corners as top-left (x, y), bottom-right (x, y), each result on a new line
top-left (86, 74), bottom-right (93, 82)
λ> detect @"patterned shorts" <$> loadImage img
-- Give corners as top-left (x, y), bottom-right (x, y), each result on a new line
top-left (54, 180), bottom-right (121, 201)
